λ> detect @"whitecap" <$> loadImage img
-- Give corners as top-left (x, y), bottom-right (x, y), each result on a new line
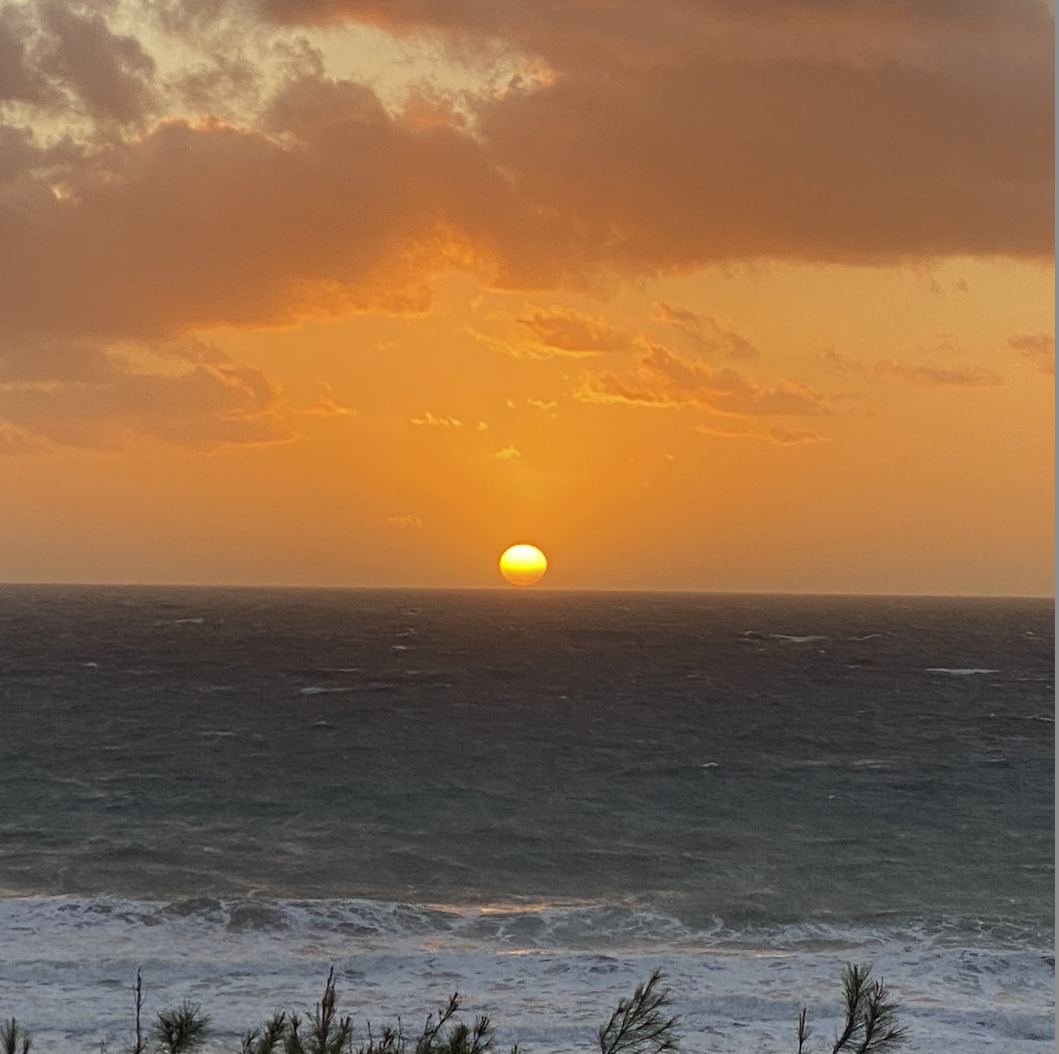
top-left (925, 668), bottom-right (999, 676)
top-left (1, 897), bottom-right (1053, 1054)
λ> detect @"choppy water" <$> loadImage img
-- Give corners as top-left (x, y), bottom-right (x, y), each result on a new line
top-left (0, 586), bottom-right (1053, 1052)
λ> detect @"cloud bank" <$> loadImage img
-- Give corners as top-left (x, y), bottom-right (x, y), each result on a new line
top-left (0, 0), bottom-right (1051, 446)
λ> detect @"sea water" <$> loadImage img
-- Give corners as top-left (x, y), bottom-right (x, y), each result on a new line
top-left (0, 586), bottom-right (1052, 1053)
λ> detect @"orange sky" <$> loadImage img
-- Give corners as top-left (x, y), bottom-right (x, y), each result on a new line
top-left (0, 0), bottom-right (1053, 593)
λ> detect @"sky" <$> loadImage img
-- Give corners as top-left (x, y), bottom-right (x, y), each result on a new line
top-left (0, 0), bottom-right (1053, 594)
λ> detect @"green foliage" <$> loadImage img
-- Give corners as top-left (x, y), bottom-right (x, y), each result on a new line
top-left (1, 961), bottom-right (907, 1054)
top-left (242, 1013), bottom-right (289, 1054)
top-left (357, 990), bottom-right (504, 1054)
top-left (796, 962), bottom-right (907, 1054)
top-left (285, 969), bottom-right (354, 1054)
top-left (1, 1018), bottom-right (31, 1054)
top-left (597, 970), bottom-right (679, 1054)
top-left (155, 1002), bottom-right (212, 1054)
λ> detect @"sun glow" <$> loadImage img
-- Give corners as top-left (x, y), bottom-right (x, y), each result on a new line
top-left (499, 544), bottom-right (548, 586)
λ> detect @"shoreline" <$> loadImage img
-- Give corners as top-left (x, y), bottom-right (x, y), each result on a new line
top-left (0, 895), bottom-right (1053, 1054)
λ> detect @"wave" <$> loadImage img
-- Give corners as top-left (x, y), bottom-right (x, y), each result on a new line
top-left (0, 896), bottom-right (1052, 1054)
top-left (925, 668), bottom-right (999, 675)
top-left (0, 895), bottom-right (1050, 957)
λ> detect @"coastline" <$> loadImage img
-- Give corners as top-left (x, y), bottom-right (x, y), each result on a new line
top-left (0, 895), bottom-right (1053, 1054)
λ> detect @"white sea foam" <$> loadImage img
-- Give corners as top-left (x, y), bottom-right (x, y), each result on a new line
top-left (0, 898), bottom-right (1052, 1054)
top-left (924, 668), bottom-right (999, 676)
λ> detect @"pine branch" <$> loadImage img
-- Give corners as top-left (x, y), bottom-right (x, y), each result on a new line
top-left (831, 963), bottom-right (871, 1053)
top-left (154, 1001), bottom-right (211, 1054)
top-left (308, 968), bottom-right (354, 1054)
top-left (413, 995), bottom-right (462, 1054)
top-left (598, 971), bottom-right (680, 1054)
top-left (1, 1019), bottom-right (30, 1054)
top-left (852, 977), bottom-right (907, 1054)
top-left (242, 1013), bottom-right (288, 1054)
top-left (132, 971), bottom-right (146, 1054)
top-left (796, 1008), bottom-right (811, 1054)
top-left (829, 964), bottom-right (907, 1054)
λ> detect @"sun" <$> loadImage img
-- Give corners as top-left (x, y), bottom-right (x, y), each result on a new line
top-left (499, 544), bottom-right (548, 587)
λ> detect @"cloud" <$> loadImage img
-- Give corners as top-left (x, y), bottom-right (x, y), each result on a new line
top-left (492, 444), bottom-right (522, 459)
top-left (874, 359), bottom-right (1003, 387)
top-left (0, 0), bottom-right (1049, 443)
top-left (517, 304), bottom-right (627, 353)
top-left (259, 0), bottom-right (1053, 53)
top-left (576, 338), bottom-right (829, 416)
top-left (464, 324), bottom-right (600, 360)
top-left (0, 0), bottom-right (1049, 348)
top-left (0, 4), bottom-right (52, 104)
top-left (38, 2), bottom-right (157, 124)
top-left (386, 513), bottom-right (424, 527)
top-left (411, 411), bottom-right (462, 426)
top-left (695, 423), bottom-right (830, 445)
top-left (0, 340), bottom-right (293, 450)
top-left (653, 302), bottom-right (760, 359)
top-left (1007, 332), bottom-right (1055, 375)
top-left (303, 395), bottom-right (358, 417)
top-left (816, 342), bottom-right (867, 376)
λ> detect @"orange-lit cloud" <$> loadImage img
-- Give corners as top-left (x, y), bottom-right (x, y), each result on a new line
top-left (874, 360), bottom-right (1004, 387)
top-left (0, 0), bottom-right (1050, 351)
top-left (695, 423), bottom-right (830, 445)
top-left (517, 305), bottom-right (628, 353)
top-left (816, 343), bottom-right (867, 376)
top-left (0, 355), bottom-right (292, 449)
top-left (0, 0), bottom-right (1049, 464)
top-left (1007, 332), bottom-right (1055, 376)
top-left (303, 396), bottom-right (357, 417)
top-left (653, 302), bottom-right (760, 360)
top-left (577, 338), bottom-right (829, 416)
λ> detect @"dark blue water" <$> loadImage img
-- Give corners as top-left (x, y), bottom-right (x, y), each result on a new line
top-left (0, 586), bottom-right (1052, 940)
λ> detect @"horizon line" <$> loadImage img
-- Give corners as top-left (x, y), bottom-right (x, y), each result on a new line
top-left (0, 580), bottom-right (1053, 601)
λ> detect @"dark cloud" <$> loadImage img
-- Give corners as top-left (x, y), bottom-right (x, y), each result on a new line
top-left (38, 1), bottom-right (156, 123)
top-left (0, 89), bottom-right (505, 337)
top-left (259, 0), bottom-right (1052, 36)
top-left (476, 57), bottom-right (1052, 278)
top-left (0, 2), bottom-right (51, 103)
top-left (0, 0), bottom-right (1050, 345)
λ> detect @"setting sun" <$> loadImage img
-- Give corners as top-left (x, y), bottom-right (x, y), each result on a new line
top-left (499, 544), bottom-right (548, 586)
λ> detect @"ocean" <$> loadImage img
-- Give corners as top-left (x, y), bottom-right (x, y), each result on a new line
top-left (0, 586), bottom-right (1053, 1053)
